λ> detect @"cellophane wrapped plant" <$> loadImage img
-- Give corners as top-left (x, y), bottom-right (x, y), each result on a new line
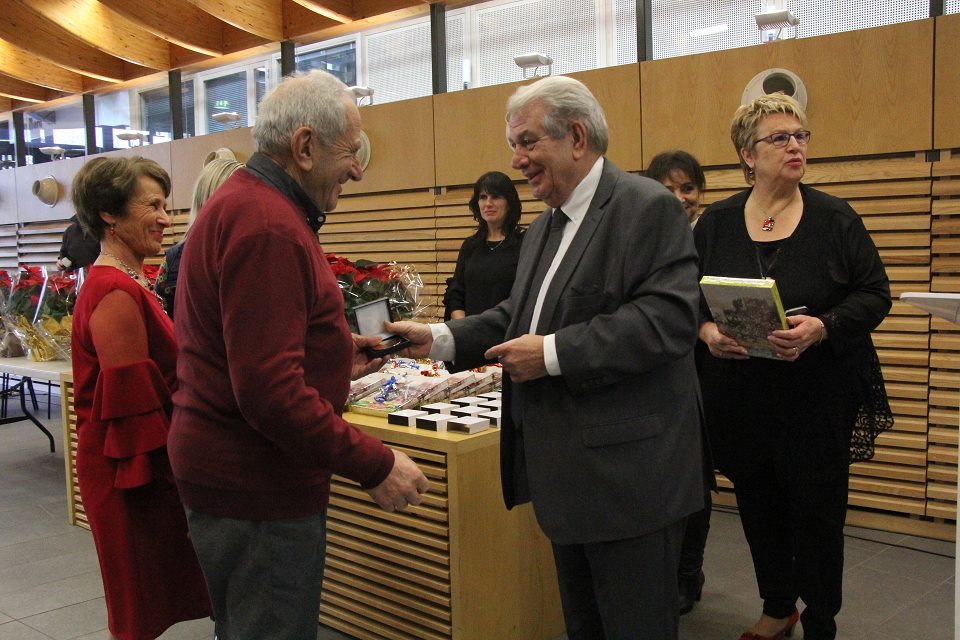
top-left (326, 255), bottom-right (426, 332)
top-left (4, 266), bottom-right (80, 361)
top-left (0, 270), bottom-right (24, 357)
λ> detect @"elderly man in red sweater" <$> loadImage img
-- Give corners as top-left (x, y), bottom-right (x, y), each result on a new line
top-left (169, 69), bottom-right (429, 640)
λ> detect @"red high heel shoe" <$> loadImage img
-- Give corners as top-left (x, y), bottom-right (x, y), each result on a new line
top-left (737, 609), bottom-right (800, 640)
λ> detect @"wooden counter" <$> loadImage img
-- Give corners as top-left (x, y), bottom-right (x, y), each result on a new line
top-left (60, 373), bottom-right (564, 640)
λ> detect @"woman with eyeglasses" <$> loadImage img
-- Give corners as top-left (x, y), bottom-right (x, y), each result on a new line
top-left (693, 93), bottom-right (891, 640)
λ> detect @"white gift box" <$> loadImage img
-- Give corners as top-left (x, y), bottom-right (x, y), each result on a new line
top-left (451, 405), bottom-right (488, 418)
top-left (387, 409), bottom-right (428, 427)
top-left (451, 396), bottom-right (485, 406)
top-left (478, 391), bottom-right (502, 400)
top-left (479, 410), bottom-right (501, 427)
top-left (416, 413), bottom-right (454, 431)
top-left (421, 402), bottom-right (459, 414)
top-left (448, 416), bottom-right (491, 434)
top-left (478, 400), bottom-right (501, 410)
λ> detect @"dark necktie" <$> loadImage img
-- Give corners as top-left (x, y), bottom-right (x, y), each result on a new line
top-left (510, 208), bottom-right (567, 429)
top-left (516, 207), bottom-right (568, 335)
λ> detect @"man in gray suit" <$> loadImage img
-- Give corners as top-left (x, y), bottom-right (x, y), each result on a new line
top-left (389, 75), bottom-right (704, 639)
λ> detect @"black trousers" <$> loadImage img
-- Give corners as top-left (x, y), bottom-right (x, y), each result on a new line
top-left (551, 518), bottom-right (685, 640)
top-left (679, 491), bottom-right (712, 577)
top-left (733, 469), bottom-right (849, 640)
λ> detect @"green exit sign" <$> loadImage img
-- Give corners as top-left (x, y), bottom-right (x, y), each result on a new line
top-left (215, 100), bottom-right (230, 109)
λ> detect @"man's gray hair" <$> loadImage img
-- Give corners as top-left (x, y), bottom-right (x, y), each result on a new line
top-left (506, 76), bottom-right (609, 155)
top-left (253, 70), bottom-right (352, 156)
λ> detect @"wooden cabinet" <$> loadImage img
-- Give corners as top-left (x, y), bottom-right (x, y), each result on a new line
top-left (61, 375), bottom-right (564, 639)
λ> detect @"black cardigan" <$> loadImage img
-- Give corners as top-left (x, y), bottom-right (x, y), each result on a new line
top-left (693, 184), bottom-right (891, 480)
top-left (443, 229), bottom-right (524, 318)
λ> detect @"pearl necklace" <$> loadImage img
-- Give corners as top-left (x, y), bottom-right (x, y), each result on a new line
top-left (103, 251), bottom-right (166, 311)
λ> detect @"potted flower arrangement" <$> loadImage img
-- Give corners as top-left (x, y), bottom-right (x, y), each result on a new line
top-left (4, 266), bottom-right (79, 361)
top-left (326, 254), bottom-right (425, 332)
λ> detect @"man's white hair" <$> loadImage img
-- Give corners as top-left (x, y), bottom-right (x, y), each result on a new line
top-left (506, 76), bottom-right (609, 155)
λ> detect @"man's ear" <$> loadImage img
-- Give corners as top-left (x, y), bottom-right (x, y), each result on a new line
top-left (570, 121), bottom-right (588, 159)
top-left (290, 126), bottom-right (314, 171)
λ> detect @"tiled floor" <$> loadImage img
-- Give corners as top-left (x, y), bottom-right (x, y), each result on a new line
top-left (0, 412), bottom-right (954, 639)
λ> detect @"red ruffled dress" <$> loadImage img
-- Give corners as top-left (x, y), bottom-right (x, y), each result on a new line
top-left (71, 266), bottom-right (211, 640)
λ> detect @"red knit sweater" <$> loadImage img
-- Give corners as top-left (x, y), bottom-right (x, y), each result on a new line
top-left (169, 168), bottom-right (394, 520)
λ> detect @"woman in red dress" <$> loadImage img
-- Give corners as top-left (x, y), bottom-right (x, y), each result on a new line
top-left (70, 156), bottom-right (212, 640)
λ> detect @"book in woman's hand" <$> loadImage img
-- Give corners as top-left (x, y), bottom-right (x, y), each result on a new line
top-left (699, 276), bottom-right (788, 360)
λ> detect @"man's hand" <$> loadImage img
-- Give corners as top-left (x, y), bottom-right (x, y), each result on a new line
top-left (367, 449), bottom-right (430, 513)
top-left (384, 320), bottom-right (434, 358)
top-left (485, 334), bottom-right (547, 383)
top-left (351, 334), bottom-right (387, 379)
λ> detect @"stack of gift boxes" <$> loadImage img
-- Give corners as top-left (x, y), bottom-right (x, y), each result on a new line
top-left (347, 359), bottom-right (502, 434)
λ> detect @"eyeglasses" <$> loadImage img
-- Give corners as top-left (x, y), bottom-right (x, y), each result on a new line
top-left (508, 133), bottom-right (551, 154)
top-left (754, 130), bottom-right (812, 148)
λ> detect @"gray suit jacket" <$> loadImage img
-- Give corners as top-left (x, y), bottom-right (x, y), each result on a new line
top-left (448, 159), bottom-right (705, 545)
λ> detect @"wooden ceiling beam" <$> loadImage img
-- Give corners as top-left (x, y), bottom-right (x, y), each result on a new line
top-left (0, 74), bottom-right (49, 103)
top-left (0, 40), bottom-right (86, 93)
top-left (97, 0), bottom-right (229, 57)
top-left (1, 1), bottom-right (127, 82)
top-left (290, 0), bottom-right (355, 24)
top-left (187, 0), bottom-right (285, 42)
top-left (23, 0), bottom-right (172, 70)
top-left (0, 97), bottom-right (12, 112)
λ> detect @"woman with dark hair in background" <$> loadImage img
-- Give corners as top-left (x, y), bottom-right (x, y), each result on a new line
top-left (71, 156), bottom-right (211, 640)
top-left (443, 171), bottom-right (524, 320)
top-left (647, 149), bottom-right (706, 226)
top-left (648, 149), bottom-right (711, 616)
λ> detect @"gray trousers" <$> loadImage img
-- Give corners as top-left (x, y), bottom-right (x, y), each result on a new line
top-left (186, 508), bottom-right (328, 640)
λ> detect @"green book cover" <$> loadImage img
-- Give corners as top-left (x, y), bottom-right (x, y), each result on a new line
top-left (699, 276), bottom-right (788, 360)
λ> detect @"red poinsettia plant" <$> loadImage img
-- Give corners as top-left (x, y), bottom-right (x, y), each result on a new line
top-left (2, 266), bottom-right (81, 361)
top-left (326, 254), bottom-right (425, 330)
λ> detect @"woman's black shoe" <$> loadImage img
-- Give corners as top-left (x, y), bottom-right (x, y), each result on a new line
top-left (678, 570), bottom-right (705, 615)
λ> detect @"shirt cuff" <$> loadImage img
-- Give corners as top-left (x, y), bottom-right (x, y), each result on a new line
top-left (544, 333), bottom-right (561, 376)
top-left (429, 323), bottom-right (456, 361)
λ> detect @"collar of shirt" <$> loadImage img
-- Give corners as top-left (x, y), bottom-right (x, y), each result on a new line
top-left (555, 156), bottom-right (604, 227)
top-left (244, 152), bottom-right (327, 234)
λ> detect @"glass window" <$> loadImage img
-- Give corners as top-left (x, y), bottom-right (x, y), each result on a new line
top-left (140, 80), bottom-right (196, 141)
top-left (474, 0), bottom-right (598, 88)
top-left (793, 0), bottom-right (928, 38)
top-left (297, 42), bottom-right (357, 86)
top-left (255, 65), bottom-right (268, 113)
top-left (365, 23), bottom-right (432, 103)
top-left (25, 100), bottom-right (85, 164)
top-left (205, 71), bottom-right (248, 132)
top-left (0, 119), bottom-right (13, 170)
top-left (948, 0), bottom-right (960, 14)
top-left (94, 89), bottom-right (135, 152)
top-left (652, 0), bottom-right (762, 60)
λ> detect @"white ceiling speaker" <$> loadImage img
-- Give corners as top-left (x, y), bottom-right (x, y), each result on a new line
top-left (356, 130), bottom-right (371, 171)
top-left (742, 68), bottom-right (808, 110)
top-left (204, 147), bottom-right (238, 166)
top-left (32, 176), bottom-right (60, 207)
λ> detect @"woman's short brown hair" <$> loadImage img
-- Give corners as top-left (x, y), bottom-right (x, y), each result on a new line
top-left (71, 156), bottom-right (171, 240)
top-left (730, 93), bottom-right (807, 183)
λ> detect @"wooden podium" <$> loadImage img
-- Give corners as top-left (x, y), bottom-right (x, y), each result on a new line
top-left (900, 292), bottom-right (960, 640)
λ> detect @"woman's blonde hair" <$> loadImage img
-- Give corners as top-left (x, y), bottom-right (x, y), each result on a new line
top-left (730, 93), bottom-right (807, 183)
top-left (189, 158), bottom-right (244, 226)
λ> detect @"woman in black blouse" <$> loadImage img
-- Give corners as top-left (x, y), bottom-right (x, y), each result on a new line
top-left (443, 171), bottom-right (524, 319)
top-left (694, 94), bottom-right (891, 640)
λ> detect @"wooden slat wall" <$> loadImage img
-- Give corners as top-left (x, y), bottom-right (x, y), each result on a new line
top-left (18, 220), bottom-right (69, 271)
top-left (323, 190), bottom-right (442, 319)
top-left (928, 151), bottom-right (960, 520)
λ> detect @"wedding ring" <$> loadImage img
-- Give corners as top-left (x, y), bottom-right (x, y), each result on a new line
top-left (794, 346), bottom-right (800, 355)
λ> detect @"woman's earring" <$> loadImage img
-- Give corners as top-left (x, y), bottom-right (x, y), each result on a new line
top-left (108, 223), bottom-right (116, 237)
top-left (747, 167), bottom-right (755, 180)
